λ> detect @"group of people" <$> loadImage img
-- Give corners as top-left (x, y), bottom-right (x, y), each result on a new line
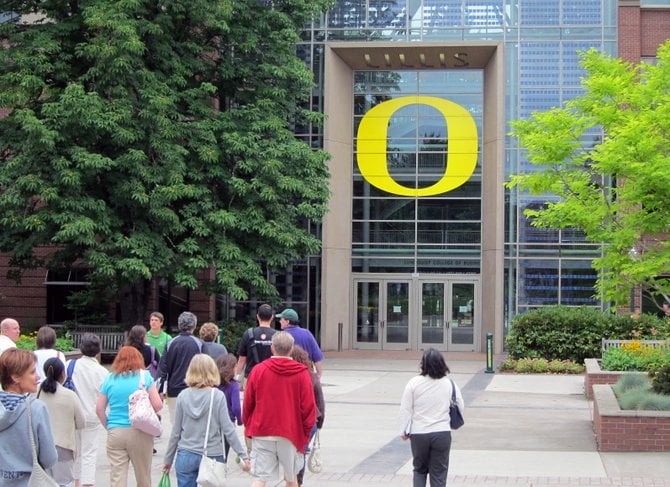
top-left (0, 303), bottom-right (464, 487)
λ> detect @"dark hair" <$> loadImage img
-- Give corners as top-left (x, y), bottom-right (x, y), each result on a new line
top-left (0, 348), bottom-right (35, 389)
top-left (126, 325), bottom-right (147, 350)
top-left (79, 333), bottom-right (101, 357)
top-left (257, 304), bottom-right (273, 321)
top-left (40, 357), bottom-right (65, 394)
top-left (216, 353), bottom-right (237, 386)
top-left (419, 348), bottom-right (450, 379)
top-left (150, 311), bottom-right (164, 323)
top-left (36, 326), bottom-right (57, 349)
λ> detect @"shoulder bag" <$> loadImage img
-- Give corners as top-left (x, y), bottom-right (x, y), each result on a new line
top-left (196, 388), bottom-right (227, 487)
top-left (449, 379), bottom-right (465, 430)
top-left (307, 429), bottom-right (323, 474)
top-left (26, 398), bottom-right (59, 487)
top-left (128, 370), bottom-right (162, 436)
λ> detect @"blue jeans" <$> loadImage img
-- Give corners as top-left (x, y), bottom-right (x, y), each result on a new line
top-left (175, 449), bottom-right (225, 487)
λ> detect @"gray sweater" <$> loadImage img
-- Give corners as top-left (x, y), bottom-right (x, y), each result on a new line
top-left (0, 392), bottom-right (58, 484)
top-left (164, 387), bottom-right (248, 464)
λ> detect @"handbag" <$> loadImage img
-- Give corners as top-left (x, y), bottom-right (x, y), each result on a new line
top-left (26, 398), bottom-right (59, 487)
top-left (128, 370), bottom-right (162, 436)
top-left (449, 379), bottom-right (465, 430)
top-left (307, 429), bottom-right (323, 474)
top-left (196, 388), bottom-right (227, 487)
top-left (148, 346), bottom-right (160, 379)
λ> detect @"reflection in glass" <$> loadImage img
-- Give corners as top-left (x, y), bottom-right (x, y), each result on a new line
top-left (422, 283), bottom-right (444, 344)
top-left (356, 282), bottom-right (379, 343)
top-left (451, 283), bottom-right (474, 345)
top-left (386, 282), bottom-right (409, 343)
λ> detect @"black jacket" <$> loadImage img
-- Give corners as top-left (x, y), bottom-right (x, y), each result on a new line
top-left (157, 332), bottom-right (203, 397)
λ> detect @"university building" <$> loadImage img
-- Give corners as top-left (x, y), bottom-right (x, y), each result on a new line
top-left (1, 1), bottom-right (669, 353)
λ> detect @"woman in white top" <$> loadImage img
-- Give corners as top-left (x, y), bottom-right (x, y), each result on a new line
top-left (399, 348), bottom-right (465, 487)
top-left (34, 326), bottom-right (66, 383)
top-left (38, 357), bottom-right (85, 487)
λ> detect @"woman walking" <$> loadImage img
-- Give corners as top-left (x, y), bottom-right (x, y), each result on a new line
top-left (0, 348), bottom-right (58, 485)
top-left (399, 348), bottom-right (465, 487)
top-left (38, 357), bottom-right (85, 487)
top-left (96, 346), bottom-right (163, 487)
top-left (125, 325), bottom-right (160, 378)
top-left (163, 354), bottom-right (250, 486)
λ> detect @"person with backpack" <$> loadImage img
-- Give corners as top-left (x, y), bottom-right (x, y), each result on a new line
top-left (38, 357), bottom-right (85, 486)
top-left (125, 325), bottom-right (160, 379)
top-left (234, 304), bottom-right (277, 388)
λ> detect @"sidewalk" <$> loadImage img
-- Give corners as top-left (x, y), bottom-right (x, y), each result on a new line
top-left (94, 353), bottom-right (670, 486)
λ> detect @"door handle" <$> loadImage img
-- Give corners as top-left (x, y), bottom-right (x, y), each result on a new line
top-left (445, 321), bottom-right (449, 329)
top-left (380, 320), bottom-right (385, 329)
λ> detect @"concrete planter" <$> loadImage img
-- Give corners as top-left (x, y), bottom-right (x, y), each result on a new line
top-left (583, 358), bottom-right (645, 399)
top-left (592, 384), bottom-right (670, 452)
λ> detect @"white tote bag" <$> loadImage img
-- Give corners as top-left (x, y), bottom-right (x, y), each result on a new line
top-left (128, 370), bottom-right (162, 436)
top-left (196, 389), bottom-right (227, 487)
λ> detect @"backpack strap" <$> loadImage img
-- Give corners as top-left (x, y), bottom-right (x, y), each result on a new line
top-left (66, 358), bottom-right (76, 383)
top-left (247, 327), bottom-right (261, 365)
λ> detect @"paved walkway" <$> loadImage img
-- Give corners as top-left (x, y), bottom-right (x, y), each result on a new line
top-left (93, 352), bottom-right (670, 486)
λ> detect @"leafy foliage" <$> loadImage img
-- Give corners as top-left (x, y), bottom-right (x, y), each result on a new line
top-left (506, 306), bottom-right (668, 363)
top-left (0, 0), bottom-right (332, 324)
top-left (218, 319), bottom-right (256, 356)
top-left (650, 364), bottom-right (670, 395)
top-left (498, 357), bottom-right (584, 374)
top-left (509, 41), bottom-right (670, 309)
top-left (601, 343), bottom-right (670, 372)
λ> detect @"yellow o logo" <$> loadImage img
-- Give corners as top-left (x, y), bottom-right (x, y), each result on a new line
top-left (356, 96), bottom-right (478, 197)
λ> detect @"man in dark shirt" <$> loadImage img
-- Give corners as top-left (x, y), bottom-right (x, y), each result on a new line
top-left (235, 304), bottom-right (277, 386)
top-left (157, 311), bottom-right (203, 422)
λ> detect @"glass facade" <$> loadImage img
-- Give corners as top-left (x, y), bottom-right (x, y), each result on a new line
top-left (298, 0), bottom-right (617, 340)
top-left (352, 70), bottom-right (483, 274)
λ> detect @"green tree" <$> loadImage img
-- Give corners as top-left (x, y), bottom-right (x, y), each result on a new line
top-left (0, 0), bottom-right (331, 324)
top-left (508, 41), bottom-right (670, 309)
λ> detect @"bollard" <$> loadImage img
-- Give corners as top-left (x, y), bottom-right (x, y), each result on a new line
top-left (485, 332), bottom-right (495, 373)
top-left (338, 322), bottom-right (343, 352)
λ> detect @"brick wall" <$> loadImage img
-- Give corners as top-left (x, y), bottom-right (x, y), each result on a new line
top-left (0, 255), bottom-right (48, 326)
top-left (583, 358), bottom-right (636, 399)
top-left (593, 384), bottom-right (670, 452)
top-left (641, 10), bottom-right (670, 57)
top-left (619, 6), bottom-right (641, 62)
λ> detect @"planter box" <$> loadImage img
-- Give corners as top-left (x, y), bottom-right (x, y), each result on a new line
top-left (592, 384), bottom-right (670, 452)
top-left (584, 358), bottom-right (646, 399)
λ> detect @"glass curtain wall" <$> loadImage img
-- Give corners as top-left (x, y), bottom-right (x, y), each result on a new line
top-left (352, 71), bottom-right (483, 274)
top-left (299, 0), bottom-right (617, 335)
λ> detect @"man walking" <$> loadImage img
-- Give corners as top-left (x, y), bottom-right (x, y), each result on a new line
top-left (157, 311), bottom-right (203, 422)
top-left (0, 318), bottom-right (20, 356)
top-left (243, 332), bottom-right (316, 487)
top-left (235, 304), bottom-right (277, 385)
top-left (277, 308), bottom-right (324, 379)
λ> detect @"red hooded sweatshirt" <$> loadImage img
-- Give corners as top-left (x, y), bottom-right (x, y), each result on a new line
top-left (243, 357), bottom-right (316, 452)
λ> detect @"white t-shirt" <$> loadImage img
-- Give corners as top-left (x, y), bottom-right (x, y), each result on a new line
top-left (34, 348), bottom-right (66, 383)
top-left (0, 335), bottom-right (16, 357)
top-left (66, 355), bottom-right (109, 425)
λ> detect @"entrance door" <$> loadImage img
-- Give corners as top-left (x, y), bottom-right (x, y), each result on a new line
top-left (419, 280), bottom-right (478, 351)
top-left (354, 280), bottom-right (410, 350)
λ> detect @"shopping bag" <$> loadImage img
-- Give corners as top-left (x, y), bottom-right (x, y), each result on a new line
top-left (157, 472), bottom-right (171, 487)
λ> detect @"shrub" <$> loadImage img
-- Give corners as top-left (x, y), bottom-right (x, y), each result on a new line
top-left (15, 331), bottom-right (75, 352)
top-left (649, 364), bottom-right (670, 395)
top-left (500, 357), bottom-right (584, 374)
top-left (498, 358), bottom-right (517, 371)
top-left (612, 373), bottom-right (649, 395)
top-left (515, 358), bottom-right (534, 373)
top-left (506, 306), bottom-right (669, 363)
top-left (530, 358), bottom-right (549, 373)
top-left (218, 319), bottom-right (256, 356)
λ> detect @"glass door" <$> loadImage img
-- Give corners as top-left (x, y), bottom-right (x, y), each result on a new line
top-left (420, 282), bottom-right (447, 350)
top-left (448, 282), bottom-right (476, 351)
top-left (354, 281), bottom-right (381, 349)
top-left (354, 279), bottom-right (411, 350)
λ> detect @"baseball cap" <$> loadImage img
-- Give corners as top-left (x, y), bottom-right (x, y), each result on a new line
top-left (276, 308), bottom-right (299, 322)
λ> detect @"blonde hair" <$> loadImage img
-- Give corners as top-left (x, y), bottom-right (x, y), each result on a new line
top-left (199, 322), bottom-right (219, 343)
top-left (185, 354), bottom-right (220, 388)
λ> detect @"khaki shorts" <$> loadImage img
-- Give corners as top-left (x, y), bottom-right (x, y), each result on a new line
top-left (251, 437), bottom-right (304, 482)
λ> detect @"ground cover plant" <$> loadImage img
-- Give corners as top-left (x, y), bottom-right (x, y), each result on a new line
top-left (612, 373), bottom-right (670, 411)
top-left (498, 357), bottom-right (584, 374)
